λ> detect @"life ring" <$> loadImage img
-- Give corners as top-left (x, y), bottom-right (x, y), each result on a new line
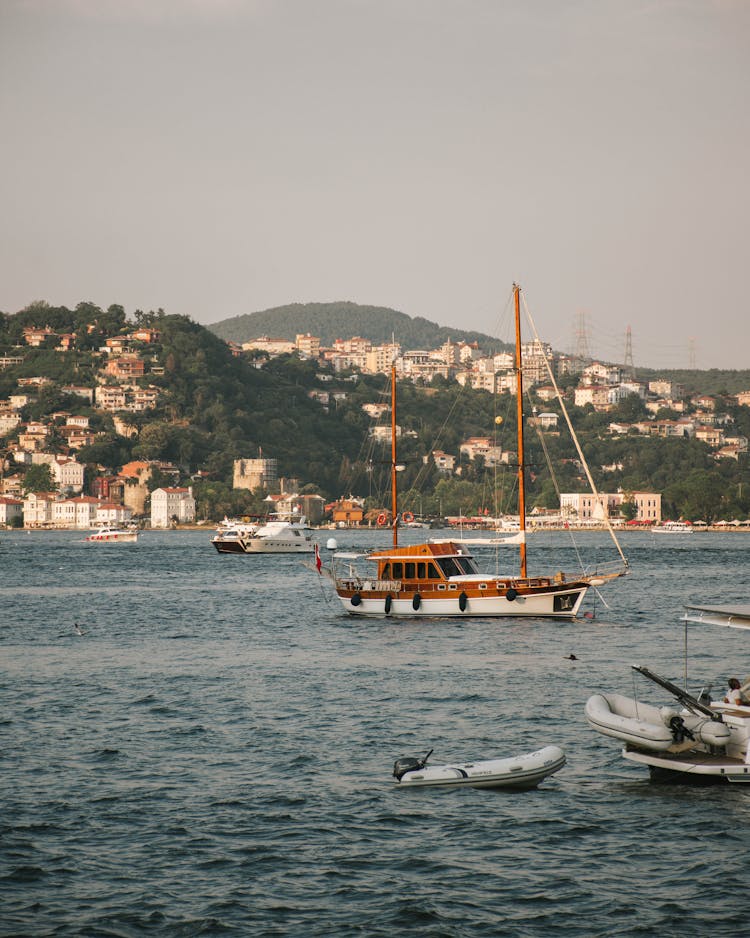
top-left (506, 588), bottom-right (517, 602)
top-left (385, 594), bottom-right (392, 614)
top-left (376, 513), bottom-right (388, 526)
top-left (351, 592), bottom-right (362, 607)
top-left (412, 593), bottom-right (421, 610)
top-left (402, 511), bottom-right (414, 524)
top-left (459, 591), bottom-right (468, 612)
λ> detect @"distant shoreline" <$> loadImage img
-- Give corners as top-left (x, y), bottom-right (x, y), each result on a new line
top-left (7, 524), bottom-right (750, 534)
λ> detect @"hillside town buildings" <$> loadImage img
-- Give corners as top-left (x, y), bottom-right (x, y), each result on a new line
top-left (2, 314), bottom-right (750, 530)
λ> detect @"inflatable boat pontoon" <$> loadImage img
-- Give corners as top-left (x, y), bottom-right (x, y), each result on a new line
top-left (393, 745), bottom-right (566, 790)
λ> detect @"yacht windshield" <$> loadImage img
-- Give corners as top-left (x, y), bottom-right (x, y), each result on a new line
top-left (436, 556), bottom-right (478, 578)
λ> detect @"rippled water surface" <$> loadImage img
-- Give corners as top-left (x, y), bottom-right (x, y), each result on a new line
top-left (2, 528), bottom-right (750, 936)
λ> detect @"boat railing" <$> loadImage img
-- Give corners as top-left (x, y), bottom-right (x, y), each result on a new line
top-left (582, 558), bottom-right (629, 579)
top-left (337, 576), bottom-right (402, 592)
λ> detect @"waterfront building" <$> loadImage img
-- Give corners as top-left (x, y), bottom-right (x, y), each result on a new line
top-left (0, 496), bottom-right (23, 526)
top-left (150, 487), bottom-right (196, 528)
top-left (560, 491), bottom-right (661, 524)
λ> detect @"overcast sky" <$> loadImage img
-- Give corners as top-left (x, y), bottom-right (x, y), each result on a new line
top-left (1, 0), bottom-right (748, 369)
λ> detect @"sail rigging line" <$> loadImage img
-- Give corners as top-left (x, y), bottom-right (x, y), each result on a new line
top-left (340, 373), bottom-right (396, 510)
top-left (396, 366), bottom-right (478, 516)
top-left (527, 407), bottom-right (589, 573)
top-left (519, 291), bottom-right (629, 569)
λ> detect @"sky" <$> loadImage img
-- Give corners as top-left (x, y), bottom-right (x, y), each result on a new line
top-left (1, 0), bottom-right (748, 370)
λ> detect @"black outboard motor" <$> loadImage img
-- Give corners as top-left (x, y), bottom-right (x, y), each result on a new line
top-left (667, 715), bottom-right (695, 744)
top-left (393, 748), bottom-right (433, 781)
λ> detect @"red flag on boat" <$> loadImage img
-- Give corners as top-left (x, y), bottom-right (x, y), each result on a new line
top-left (314, 542), bottom-right (322, 574)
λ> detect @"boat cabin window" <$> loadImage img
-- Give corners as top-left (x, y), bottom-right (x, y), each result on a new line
top-left (436, 556), bottom-right (478, 578)
top-left (456, 557), bottom-right (478, 574)
top-left (404, 560), bottom-right (432, 580)
top-left (382, 560), bottom-right (437, 580)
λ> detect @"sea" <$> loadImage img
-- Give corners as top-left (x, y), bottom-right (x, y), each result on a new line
top-left (2, 527), bottom-right (749, 937)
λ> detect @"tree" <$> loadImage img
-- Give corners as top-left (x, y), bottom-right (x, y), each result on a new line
top-left (23, 463), bottom-right (56, 493)
top-left (620, 496), bottom-right (639, 522)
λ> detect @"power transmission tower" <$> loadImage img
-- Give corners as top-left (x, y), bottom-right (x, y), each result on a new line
top-left (574, 310), bottom-right (592, 370)
top-left (623, 325), bottom-right (635, 380)
top-left (688, 337), bottom-right (696, 369)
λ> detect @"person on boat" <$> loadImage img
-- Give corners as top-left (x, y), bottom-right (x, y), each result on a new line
top-left (723, 677), bottom-right (749, 706)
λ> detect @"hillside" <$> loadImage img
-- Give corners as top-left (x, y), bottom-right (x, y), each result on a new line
top-left (207, 301), bottom-right (505, 351)
top-left (2, 301), bottom-right (750, 522)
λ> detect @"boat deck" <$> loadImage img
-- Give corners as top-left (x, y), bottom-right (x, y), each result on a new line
top-left (624, 745), bottom-right (750, 781)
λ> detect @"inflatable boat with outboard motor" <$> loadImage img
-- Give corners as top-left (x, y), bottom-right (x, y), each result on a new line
top-left (586, 604), bottom-right (750, 783)
top-left (585, 691), bottom-right (731, 752)
top-left (392, 745), bottom-right (566, 790)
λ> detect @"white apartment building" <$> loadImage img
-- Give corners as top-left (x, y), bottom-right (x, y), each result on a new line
top-left (582, 362), bottom-right (623, 386)
top-left (574, 386), bottom-right (612, 409)
top-left (493, 352), bottom-right (514, 371)
top-left (0, 414), bottom-right (21, 434)
top-left (460, 437), bottom-right (504, 466)
top-left (361, 403), bottom-right (389, 419)
top-left (22, 492), bottom-right (57, 527)
top-left (365, 344), bottom-right (400, 375)
top-left (432, 450), bottom-right (455, 472)
top-left (150, 487), bottom-right (196, 528)
top-left (649, 380), bottom-right (685, 399)
top-left (242, 336), bottom-right (295, 355)
top-left (0, 496), bottom-right (23, 526)
top-left (295, 333), bottom-right (320, 358)
top-left (521, 340), bottom-right (554, 385)
top-left (96, 502), bottom-right (133, 525)
top-left (534, 413), bottom-right (559, 430)
top-left (53, 496), bottom-right (100, 528)
top-left (95, 386), bottom-right (127, 410)
top-left (560, 491), bottom-right (661, 523)
top-left (29, 455), bottom-right (85, 494)
top-left (368, 425), bottom-right (402, 443)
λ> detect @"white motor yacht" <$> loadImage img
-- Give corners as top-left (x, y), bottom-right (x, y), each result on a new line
top-left (213, 516), bottom-right (314, 554)
top-left (85, 522), bottom-right (138, 543)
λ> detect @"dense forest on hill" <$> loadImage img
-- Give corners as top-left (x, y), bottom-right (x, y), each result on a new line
top-left (634, 368), bottom-right (750, 396)
top-left (2, 300), bottom-right (750, 522)
top-left (207, 301), bottom-right (504, 352)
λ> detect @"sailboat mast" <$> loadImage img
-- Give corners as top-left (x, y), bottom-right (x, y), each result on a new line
top-left (391, 362), bottom-right (398, 547)
top-left (514, 284), bottom-right (528, 578)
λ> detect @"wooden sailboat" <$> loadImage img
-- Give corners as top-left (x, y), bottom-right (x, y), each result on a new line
top-left (327, 284), bottom-right (628, 618)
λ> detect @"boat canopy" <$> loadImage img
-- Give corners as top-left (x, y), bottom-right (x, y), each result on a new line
top-left (683, 605), bottom-right (750, 630)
